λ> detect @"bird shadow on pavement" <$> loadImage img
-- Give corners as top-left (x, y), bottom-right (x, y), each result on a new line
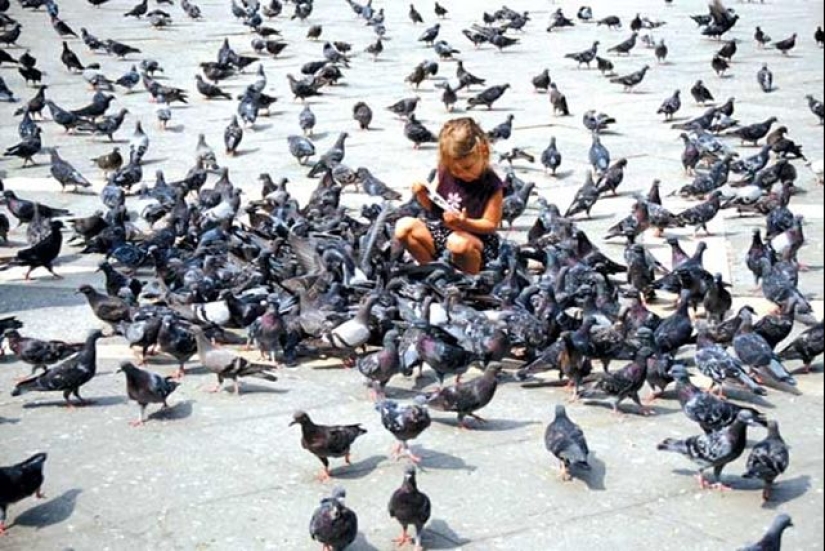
top-left (233, 148), bottom-right (261, 158)
top-left (417, 449), bottom-right (477, 473)
top-left (431, 416), bottom-right (539, 432)
top-left (332, 454), bottom-right (387, 480)
top-left (426, 519), bottom-right (472, 549)
top-left (580, 399), bottom-right (678, 418)
top-left (148, 399), bottom-right (194, 422)
top-left (12, 488), bottom-right (82, 531)
top-left (580, 453), bottom-right (608, 491)
top-left (163, 124), bottom-right (186, 133)
top-left (350, 534), bottom-right (381, 551)
top-left (234, 383), bottom-right (289, 395)
top-left (762, 475), bottom-right (812, 508)
top-left (21, 395), bottom-right (128, 410)
top-left (0, 416), bottom-right (20, 425)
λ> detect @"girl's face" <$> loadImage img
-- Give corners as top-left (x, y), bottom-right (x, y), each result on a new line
top-left (450, 144), bottom-right (489, 182)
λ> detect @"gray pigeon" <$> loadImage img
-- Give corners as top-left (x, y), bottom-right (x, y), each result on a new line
top-left (49, 149), bottom-right (92, 192)
top-left (119, 361), bottom-right (179, 426)
top-left (545, 404), bottom-right (590, 480)
top-left (189, 325), bottom-right (278, 395)
top-left (589, 135), bottom-right (610, 174)
top-left (738, 514), bottom-right (794, 551)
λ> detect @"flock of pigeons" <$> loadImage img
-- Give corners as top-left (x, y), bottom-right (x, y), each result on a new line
top-left (0, 0), bottom-right (823, 548)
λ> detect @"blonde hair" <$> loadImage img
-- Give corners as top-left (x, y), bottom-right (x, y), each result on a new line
top-left (438, 117), bottom-right (490, 171)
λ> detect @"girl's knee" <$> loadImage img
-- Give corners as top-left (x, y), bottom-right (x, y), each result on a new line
top-left (394, 217), bottom-right (419, 240)
top-left (446, 232), bottom-right (481, 256)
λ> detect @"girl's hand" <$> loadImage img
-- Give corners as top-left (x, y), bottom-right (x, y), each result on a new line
top-left (443, 208), bottom-right (468, 231)
top-left (412, 182), bottom-right (431, 208)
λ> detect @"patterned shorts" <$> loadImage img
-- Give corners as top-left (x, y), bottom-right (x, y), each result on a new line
top-left (425, 220), bottom-right (501, 269)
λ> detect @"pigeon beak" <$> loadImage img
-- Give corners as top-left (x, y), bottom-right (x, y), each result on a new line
top-left (288, 419), bottom-right (298, 426)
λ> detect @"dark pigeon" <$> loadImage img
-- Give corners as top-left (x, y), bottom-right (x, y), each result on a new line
top-left (290, 411), bottom-right (367, 481)
top-left (657, 409), bottom-right (756, 490)
top-left (309, 487), bottom-right (358, 551)
top-left (388, 466), bottom-right (431, 550)
top-left (545, 404), bottom-right (590, 480)
top-left (743, 420), bottom-right (790, 502)
top-left (0, 453), bottom-right (47, 535)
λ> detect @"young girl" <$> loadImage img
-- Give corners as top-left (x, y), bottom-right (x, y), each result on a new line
top-left (394, 117), bottom-right (504, 275)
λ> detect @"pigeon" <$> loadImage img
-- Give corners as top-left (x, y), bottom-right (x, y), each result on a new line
top-left (115, 65), bottom-right (140, 93)
top-left (597, 15), bottom-right (621, 29)
top-left (750, 60), bottom-right (774, 92)
top-left (671, 366), bottom-right (766, 434)
top-left (655, 39), bottom-right (668, 63)
top-left (195, 75), bottom-right (231, 100)
top-left (309, 487), bottom-right (358, 551)
top-left (608, 32), bottom-right (638, 55)
top-left (49, 149), bottom-right (92, 192)
top-left (387, 96), bottom-right (420, 119)
top-left (466, 83), bottom-right (510, 110)
top-left (356, 168), bottom-right (402, 200)
top-left (352, 101), bottom-right (373, 131)
top-left (388, 466), bottom-right (431, 550)
top-left (596, 158), bottom-right (628, 195)
top-left (773, 33), bottom-right (797, 55)
top-left (188, 325), bottom-right (279, 395)
top-left (734, 309), bottom-right (796, 387)
top-left (219, 115), bottom-right (243, 157)
top-left (418, 23), bottom-right (440, 45)
top-left (3, 126), bottom-right (42, 167)
top-left (124, 0), bottom-right (148, 18)
top-left (376, 397), bottom-right (431, 466)
top-left (290, 411), bottom-right (367, 481)
top-left (532, 69), bottom-right (550, 92)
top-left (299, 104), bottom-right (316, 136)
top-left (12, 330), bottom-right (104, 407)
top-left (657, 90), bottom-right (682, 120)
top-left (486, 114), bottom-right (514, 142)
top-left (287, 135), bottom-right (316, 165)
top-left (541, 137), bottom-right (562, 175)
top-left (565, 41), bottom-right (599, 68)
top-left (738, 514), bottom-right (794, 551)
top-left (3, 330), bottom-right (84, 375)
top-left (716, 39), bottom-right (738, 61)
top-left (743, 420), bottom-right (790, 502)
top-left (778, 320), bottom-right (823, 373)
top-left (754, 26), bottom-right (771, 48)
top-left (424, 363), bottom-right (502, 429)
top-left (549, 83), bottom-right (570, 116)
top-left (676, 190), bottom-right (722, 235)
top-left (0, 219), bottom-right (63, 280)
top-left (564, 171), bottom-right (600, 218)
top-left (60, 41), bottom-right (84, 73)
top-left (691, 80), bottom-right (714, 104)
top-left (610, 65), bottom-right (650, 92)
top-left (409, 4), bottom-right (423, 24)
top-left (119, 361), bottom-right (179, 426)
top-left (817, 26), bottom-right (824, 47)
top-left (456, 60), bottom-right (486, 89)
top-left (657, 409), bottom-right (756, 489)
top-left (695, 329), bottom-right (766, 397)
top-left (582, 110), bottom-right (616, 133)
top-left (589, 135), bottom-right (610, 174)
top-left (545, 404), bottom-right (590, 480)
top-left (0, 453), bottom-right (47, 536)
top-left (404, 115), bottom-right (438, 149)
top-left (725, 115), bottom-right (777, 144)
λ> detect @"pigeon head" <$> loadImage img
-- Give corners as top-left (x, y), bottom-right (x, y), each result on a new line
top-left (553, 404), bottom-right (567, 419)
top-left (290, 410), bottom-right (310, 426)
top-left (87, 329), bottom-right (105, 340)
top-left (118, 360), bottom-right (139, 374)
top-left (331, 486), bottom-right (347, 501)
top-left (76, 284), bottom-right (97, 296)
top-left (736, 409), bottom-right (756, 425)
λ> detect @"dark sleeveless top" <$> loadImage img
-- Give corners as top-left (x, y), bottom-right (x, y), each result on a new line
top-left (435, 167), bottom-right (503, 219)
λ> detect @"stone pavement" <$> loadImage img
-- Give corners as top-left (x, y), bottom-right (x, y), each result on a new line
top-left (0, 0), bottom-right (823, 549)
